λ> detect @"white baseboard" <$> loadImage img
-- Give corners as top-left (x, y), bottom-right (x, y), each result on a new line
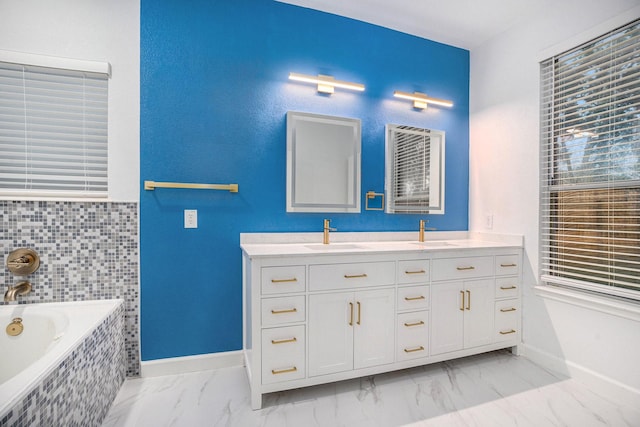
top-left (521, 344), bottom-right (640, 409)
top-left (141, 350), bottom-right (244, 378)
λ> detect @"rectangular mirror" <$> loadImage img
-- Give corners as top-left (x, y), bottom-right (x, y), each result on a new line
top-left (286, 111), bottom-right (361, 213)
top-left (385, 124), bottom-right (445, 214)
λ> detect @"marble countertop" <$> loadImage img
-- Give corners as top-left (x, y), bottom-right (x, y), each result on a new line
top-left (240, 231), bottom-right (523, 257)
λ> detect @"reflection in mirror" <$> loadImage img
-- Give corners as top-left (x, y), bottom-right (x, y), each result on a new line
top-left (385, 124), bottom-right (445, 214)
top-left (287, 111), bottom-right (361, 213)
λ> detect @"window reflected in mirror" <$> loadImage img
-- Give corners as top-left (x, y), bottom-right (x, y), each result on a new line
top-left (385, 124), bottom-right (445, 214)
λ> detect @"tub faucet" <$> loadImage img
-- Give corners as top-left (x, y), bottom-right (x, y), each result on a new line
top-left (4, 281), bottom-right (32, 302)
top-left (323, 219), bottom-right (337, 244)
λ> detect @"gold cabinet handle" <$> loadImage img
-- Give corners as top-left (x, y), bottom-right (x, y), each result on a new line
top-left (271, 337), bottom-right (297, 345)
top-left (271, 308), bottom-right (297, 314)
top-left (500, 329), bottom-right (516, 335)
top-left (404, 320), bottom-right (425, 327)
top-left (500, 263), bottom-right (517, 267)
top-left (404, 270), bottom-right (426, 275)
top-left (500, 307), bottom-right (517, 313)
top-left (344, 273), bottom-right (367, 279)
top-left (357, 301), bottom-right (361, 325)
top-left (272, 366), bottom-right (297, 375)
top-left (500, 285), bottom-right (517, 290)
top-left (404, 346), bottom-right (425, 353)
top-left (271, 278), bottom-right (298, 283)
top-left (404, 295), bottom-right (426, 301)
top-left (349, 302), bottom-right (354, 326)
top-left (456, 266), bottom-right (475, 271)
top-left (466, 290), bottom-right (471, 310)
top-left (460, 291), bottom-right (465, 311)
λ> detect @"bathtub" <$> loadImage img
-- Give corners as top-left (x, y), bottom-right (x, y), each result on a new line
top-left (0, 299), bottom-right (125, 426)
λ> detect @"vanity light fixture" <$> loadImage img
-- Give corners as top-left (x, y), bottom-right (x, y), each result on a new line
top-left (288, 72), bottom-right (365, 94)
top-left (393, 90), bottom-right (453, 109)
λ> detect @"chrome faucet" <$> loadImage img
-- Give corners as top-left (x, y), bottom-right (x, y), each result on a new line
top-left (323, 219), bottom-right (337, 244)
top-left (4, 281), bottom-right (32, 302)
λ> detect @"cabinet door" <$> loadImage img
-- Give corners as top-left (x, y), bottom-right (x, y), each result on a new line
top-left (308, 292), bottom-right (354, 377)
top-left (463, 279), bottom-right (494, 349)
top-left (353, 288), bottom-right (395, 369)
top-left (430, 282), bottom-right (464, 355)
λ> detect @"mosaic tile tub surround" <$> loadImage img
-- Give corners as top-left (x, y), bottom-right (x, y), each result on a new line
top-left (0, 201), bottom-right (139, 376)
top-left (1, 301), bottom-right (126, 427)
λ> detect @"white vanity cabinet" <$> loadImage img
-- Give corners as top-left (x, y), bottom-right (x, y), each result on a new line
top-left (494, 254), bottom-right (522, 342)
top-left (430, 279), bottom-right (494, 355)
top-left (242, 237), bottom-right (522, 410)
top-left (308, 288), bottom-right (395, 376)
top-left (430, 254), bottom-right (522, 355)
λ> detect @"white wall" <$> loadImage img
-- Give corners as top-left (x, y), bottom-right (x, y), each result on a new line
top-left (470, 0), bottom-right (640, 405)
top-left (0, 0), bottom-right (140, 202)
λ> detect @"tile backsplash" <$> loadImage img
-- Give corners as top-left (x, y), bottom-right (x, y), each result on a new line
top-left (0, 200), bottom-right (140, 376)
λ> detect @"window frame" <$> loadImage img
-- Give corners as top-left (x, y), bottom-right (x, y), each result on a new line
top-left (539, 19), bottom-right (640, 302)
top-left (0, 50), bottom-right (111, 199)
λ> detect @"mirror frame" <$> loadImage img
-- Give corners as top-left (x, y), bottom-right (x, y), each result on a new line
top-left (286, 111), bottom-right (361, 213)
top-left (385, 124), bottom-right (445, 214)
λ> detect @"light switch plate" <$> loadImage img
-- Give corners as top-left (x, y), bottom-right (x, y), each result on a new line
top-left (485, 212), bottom-right (493, 230)
top-left (184, 209), bottom-right (198, 228)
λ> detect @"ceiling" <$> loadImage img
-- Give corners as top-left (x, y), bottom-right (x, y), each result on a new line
top-left (276, 0), bottom-right (559, 50)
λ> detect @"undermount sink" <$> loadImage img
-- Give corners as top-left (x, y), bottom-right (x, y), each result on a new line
top-left (305, 244), bottom-right (364, 250)
top-left (412, 241), bottom-right (457, 247)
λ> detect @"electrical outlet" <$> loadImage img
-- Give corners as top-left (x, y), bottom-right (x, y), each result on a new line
top-left (485, 212), bottom-right (493, 230)
top-left (184, 209), bottom-right (198, 229)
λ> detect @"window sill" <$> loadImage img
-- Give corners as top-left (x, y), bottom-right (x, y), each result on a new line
top-left (534, 285), bottom-right (640, 322)
top-left (0, 194), bottom-right (108, 203)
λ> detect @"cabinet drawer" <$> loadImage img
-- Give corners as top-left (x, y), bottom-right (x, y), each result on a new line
top-left (397, 311), bottom-right (429, 361)
top-left (261, 325), bottom-right (305, 384)
top-left (495, 277), bottom-right (519, 299)
top-left (494, 299), bottom-right (520, 343)
top-left (261, 265), bottom-right (306, 295)
top-left (261, 296), bottom-right (306, 326)
top-left (309, 261), bottom-right (395, 291)
top-left (397, 285), bottom-right (430, 311)
top-left (398, 260), bottom-right (430, 284)
top-left (431, 256), bottom-right (493, 281)
top-left (495, 255), bottom-right (521, 277)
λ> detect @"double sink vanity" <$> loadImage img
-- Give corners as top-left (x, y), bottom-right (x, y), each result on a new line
top-left (241, 231), bottom-right (523, 409)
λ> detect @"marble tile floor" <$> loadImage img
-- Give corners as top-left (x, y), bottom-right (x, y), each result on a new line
top-left (102, 350), bottom-right (640, 427)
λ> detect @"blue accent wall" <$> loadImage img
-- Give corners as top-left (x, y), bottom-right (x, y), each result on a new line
top-left (140, 0), bottom-right (469, 360)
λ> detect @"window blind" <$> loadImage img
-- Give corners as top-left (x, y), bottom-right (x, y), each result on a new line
top-left (0, 61), bottom-right (108, 197)
top-left (540, 19), bottom-right (640, 300)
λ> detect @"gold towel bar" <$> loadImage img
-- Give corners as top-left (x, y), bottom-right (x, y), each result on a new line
top-left (144, 180), bottom-right (239, 193)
